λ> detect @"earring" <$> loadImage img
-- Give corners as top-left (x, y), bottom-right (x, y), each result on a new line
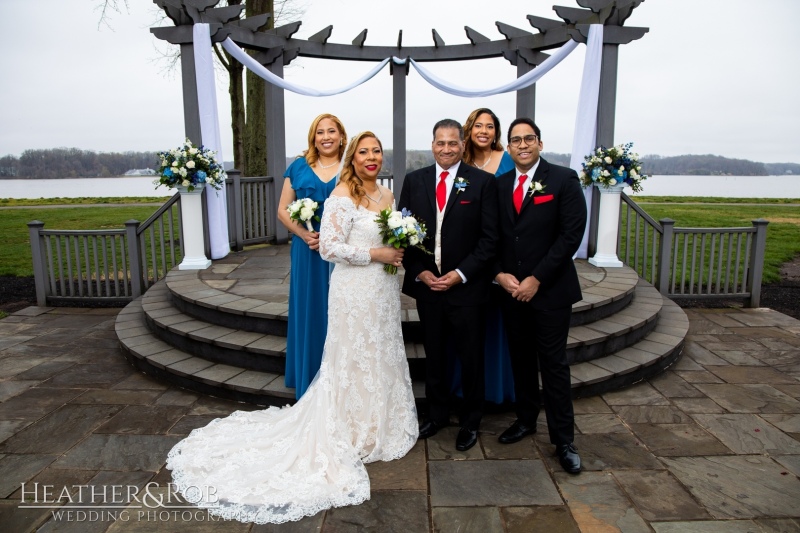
top-left (340, 140), bottom-right (343, 146)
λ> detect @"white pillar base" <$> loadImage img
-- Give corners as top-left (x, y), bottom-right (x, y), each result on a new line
top-left (178, 256), bottom-right (212, 270)
top-left (589, 254), bottom-right (623, 268)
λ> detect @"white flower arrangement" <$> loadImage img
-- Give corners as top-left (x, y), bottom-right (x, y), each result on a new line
top-left (528, 180), bottom-right (546, 197)
top-left (579, 142), bottom-right (647, 193)
top-left (286, 198), bottom-right (320, 232)
top-left (155, 139), bottom-right (225, 192)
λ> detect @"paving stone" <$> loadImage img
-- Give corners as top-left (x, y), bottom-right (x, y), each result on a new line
top-left (14, 360), bottom-right (76, 381)
top-left (155, 388), bottom-right (200, 407)
top-left (572, 395), bottom-right (613, 414)
top-left (426, 426), bottom-right (484, 461)
top-left (629, 422), bottom-right (731, 457)
top-left (0, 499), bottom-right (53, 533)
top-left (0, 404), bottom-right (122, 454)
top-left (651, 520), bottom-right (762, 533)
top-left (692, 413), bottom-right (800, 454)
top-left (705, 365), bottom-right (799, 384)
top-left (693, 383), bottom-right (800, 413)
top-left (365, 441), bottom-right (426, 491)
top-left (0, 453), bottom-right (58, 498)
top-left (193, 364), bottom-right (245, 385)
top-left (0, 419), bottom-right (32, 445)
top-left (712, 350), bottom-right (767, 366)
top-left (674, 370), bottom-right (724, 383)
top-left (95, 405), bottom-right (187, 435)
top-left (538, 432), bottom-right (662, 471)
top-left (670, 353), bottom-right (704, 371)
top-left (44, 362), bottom-right (132, 389)
top-left (682, 341), bottom-right (729, 365)
top-left (649, 371), bottom-right (705, 398)
top-left (70, 389), bottom-right (162, 405)
top-left (0, 387), bottom-right (86, 421)
top-left (501, 506), bottom-right (580, 533)
top-left (188, 396), bottom-right (252, 416)
top-left (0, 379), bottom-right (39, 402)
top-left (670, 398), bottom-right (726, 414)
top-left (755, 518), bottom-right (800, 533)
top-left (479, 414), bottom-right (545, 460)
top-left (728, 309), bottom-right (800, 328)
top-left (574, 413), bottom-right (629, 434)
top-left (9, 466), bottom-right (97, 501)
top-left (54, 434), bottom-right (183, 472)
top-left (432, 507), bottom-right (504, 533)
top-left (555, 471), bottom-right (650, 532)
top-left (167, 357), bottom-right (215, 377)
top-left (0, 355), bottom-right (54, 378)
top-left (602, 382), bottom-right (671, 406)
top-left (430, 459), bottom-right (561, 506)
top-left (662, 455), bottom-right (800, 519)
top-left (773, 455), bottom-right (800, 477)
top-left (167, 415), bottom-right (219, 436)
top-left (613, 470), bottom-right (711, 521)
top-left (323, 490), bottom-right (428, 533)
top-left (761, 413), bottom-right (800, 434)
top-left (613, 405), bottom-right (693, 424)
top-left (112, 372), bottom-right (170, 390)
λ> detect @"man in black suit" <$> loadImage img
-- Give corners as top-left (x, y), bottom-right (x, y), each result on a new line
top-left (399, 118), bottom-right (498, 452)
top-left (493, 118), bottom-right (587, 474)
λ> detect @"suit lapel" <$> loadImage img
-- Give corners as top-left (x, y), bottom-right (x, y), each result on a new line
top-left (498, 169), bottom-right (517, 225)
top-left (424, 166), bottom-right (437, 216)
top-left (442, 167), bottom-right (464, 222)
top-left (517, 159), bottom-right (549, 217)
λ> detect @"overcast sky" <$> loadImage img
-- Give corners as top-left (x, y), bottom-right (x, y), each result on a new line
top-left (1, 0), bottom-right (798, 164)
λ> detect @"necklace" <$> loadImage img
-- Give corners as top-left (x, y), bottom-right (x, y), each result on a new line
top-left (476, 153), bottom-right (493, 170)
top-left (364, 187), bottom-right (383, 204)
top-left (318, 159), bottom-right (340, 169)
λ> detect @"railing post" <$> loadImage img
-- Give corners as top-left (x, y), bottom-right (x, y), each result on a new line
top-left (746, 219), bottom-right (769, 308)
top-left (27, 221), bottom-right (48, 306)
top-left (126, 220), bottom-right (143, 299)
top-left (657, 218), bottom-right (675, 296)
top-left (229, 169), bottom-right (244, 251)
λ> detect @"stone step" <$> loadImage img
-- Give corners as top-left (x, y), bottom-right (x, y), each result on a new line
top-left (115, 293), bottom-right (687, 406)
top-left (163, 262), bottom-right (641, 336)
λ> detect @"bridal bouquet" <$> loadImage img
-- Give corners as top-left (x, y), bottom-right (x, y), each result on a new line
top-left (579, 142), bottom-right (647, 193)
top-left (287, 198), bottom-right (320, 231)
top-left (375, 207), bottom-right (431, 274)
top-left (156, 139), bottom-right (225, 192)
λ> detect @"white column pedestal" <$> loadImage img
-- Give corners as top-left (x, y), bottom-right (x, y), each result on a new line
top-left (589, 183), bottom-right (624, 268)
top-left (176, 185), bottom-right (212, 270)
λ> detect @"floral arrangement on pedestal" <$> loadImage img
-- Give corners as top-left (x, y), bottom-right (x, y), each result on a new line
top-left (579, 142), bottom-right (647, 193)
top-left (155, 139), bottom-right (225, 192)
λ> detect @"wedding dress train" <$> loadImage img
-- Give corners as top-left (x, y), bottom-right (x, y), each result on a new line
top-left (166, 195), bottom-right (418, 524)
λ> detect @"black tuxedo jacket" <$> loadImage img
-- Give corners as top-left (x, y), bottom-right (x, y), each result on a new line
top-left (398, 163), bottom-right (498, 306)
top-left (493, 157), bottom-right (587, 310)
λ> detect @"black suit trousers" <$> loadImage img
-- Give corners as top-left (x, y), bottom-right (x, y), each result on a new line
top-left (417, 299), bottom-right (485, 430)
top-left (501, 298), bottom-right (574, 445)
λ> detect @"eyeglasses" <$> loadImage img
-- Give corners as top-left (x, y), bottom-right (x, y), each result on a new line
top-left (509, 134), bottom-right (538, 147)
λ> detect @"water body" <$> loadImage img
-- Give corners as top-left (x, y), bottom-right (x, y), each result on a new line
top-left (1, 175), bottom-right (798, 199)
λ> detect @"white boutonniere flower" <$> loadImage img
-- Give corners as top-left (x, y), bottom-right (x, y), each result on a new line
top-left (528, 180), bottom-right (546, 197)
top-left (454, 177), bottom-right (469, 194)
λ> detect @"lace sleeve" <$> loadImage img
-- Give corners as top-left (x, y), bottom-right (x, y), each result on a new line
top-left (319, 196), bottom-right (372, 266)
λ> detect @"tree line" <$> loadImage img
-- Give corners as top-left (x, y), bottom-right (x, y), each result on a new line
top-left (2, 148), bottom-right (798, 179)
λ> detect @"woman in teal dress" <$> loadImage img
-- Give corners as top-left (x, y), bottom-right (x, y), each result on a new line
top-left (277, 113), bottom-right (348, 398)
top-left (462, 108), bottom-right (515, 405)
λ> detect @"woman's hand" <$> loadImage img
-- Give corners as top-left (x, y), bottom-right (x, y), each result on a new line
top-left (370, 246), bottom-right (404, 268)
top-left (305, 230), bottom-right (320, 251)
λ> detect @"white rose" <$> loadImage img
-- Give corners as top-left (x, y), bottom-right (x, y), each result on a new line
top-left (604, 156), bottom-right (613, 164)
top-left (172, 161), bottom-right (178, 167)
top-left (182, 180), bottom-right (190, 187)
top-left (630, 169), bottom-right (638, 177)
top-left (409, 235), bottom-right (419, 246)
top-left (619, 165), bottom-right (625, 171)
top-left (387, 212), bottom-right (403, 229)
top-left (533, 182), bottom-right (543, 192)
top-left (300, 206), bottom-right (314, 220)
top-left (579, 171), bottom-right (586, 179)
top-left (602, 170), bottom-right (610, 177)
top-left (189, 148), bottom-right (198, 155)
top-left (609, 178), bottom-right (617, 185)
top-left (405, 216), bottom-right (417, 226)
top-left (205, 177), bottom-right (213, 183)
top-left (186, 160), bottom-right (196, 169)
top-left (179, 168), bottom-right (188, 177)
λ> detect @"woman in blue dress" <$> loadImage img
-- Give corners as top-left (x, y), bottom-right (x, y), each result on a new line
top-left (462, 108), bottom-right (516, 405)
top-left (277, 113), bottom-right (348, 398)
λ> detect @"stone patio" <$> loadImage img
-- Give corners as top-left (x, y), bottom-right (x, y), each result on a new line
top-left (0, 305), bottom-right (798, 532)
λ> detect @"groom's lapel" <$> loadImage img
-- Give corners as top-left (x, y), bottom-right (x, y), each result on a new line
top-left (424, 166), bottom-right (437, 215)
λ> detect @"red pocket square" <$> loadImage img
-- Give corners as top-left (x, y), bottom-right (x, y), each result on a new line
top-left (533, 194), bottom-right (554, 205)
top-left (459, 200), bottom-right (471, 204)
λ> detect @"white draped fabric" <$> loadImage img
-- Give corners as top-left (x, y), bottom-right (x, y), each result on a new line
top-left (193, 24), bottom-right (230, 260)
top-left (192, 24), bottom-right (605, 259)
top-left (570, 24), bottom-right (603, 259)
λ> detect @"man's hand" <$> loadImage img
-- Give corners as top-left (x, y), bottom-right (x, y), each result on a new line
top-left (512, 275), bottom-right (540, 302)
top-left (495, 272), bottom-right (520, 295)
top-left (418, 270), bottom-right (439, 288)
top-left (430, 271), bottom-right (462, 292)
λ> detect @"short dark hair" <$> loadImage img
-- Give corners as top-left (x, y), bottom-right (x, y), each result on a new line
top-left (507, 118), bottom-right (541, 143)
top-left (433, 119), bottom-right (464, 141)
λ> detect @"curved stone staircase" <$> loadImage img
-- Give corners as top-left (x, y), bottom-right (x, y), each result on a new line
top-left (115, 246), bottom-right (688, 406)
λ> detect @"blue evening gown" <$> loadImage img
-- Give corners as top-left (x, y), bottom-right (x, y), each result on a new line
top-left (284, 157), bottom-right (337, 398)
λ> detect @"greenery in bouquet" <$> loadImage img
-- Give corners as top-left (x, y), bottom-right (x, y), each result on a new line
top-left (579, 142), bottom-right (647, 193)
top-left (155, 139), bottom-right (225, 192)
top-left (375, 207), bottom-right (432, 274)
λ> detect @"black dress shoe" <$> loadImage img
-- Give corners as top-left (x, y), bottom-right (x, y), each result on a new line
top-left (556, 443), bottom-right (581, 474)
top-left (418, 420), bottom-right (443, 440)
top-left (498, 420), bottom-right (537, 444)
top-left (455, 428), bottom-right (478, 451)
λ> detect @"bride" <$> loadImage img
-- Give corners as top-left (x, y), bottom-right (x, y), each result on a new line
top-left (166, 131), bottom-right (418, 524)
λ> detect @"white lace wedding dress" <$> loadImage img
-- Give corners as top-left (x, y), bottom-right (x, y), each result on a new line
top-left (166, 195), bottom-right (418, 524)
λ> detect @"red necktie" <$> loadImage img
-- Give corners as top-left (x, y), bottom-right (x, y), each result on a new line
top-left (436, 171), bottom-right (449, 211)
top-left (513, 174), bottom-right (527, 214)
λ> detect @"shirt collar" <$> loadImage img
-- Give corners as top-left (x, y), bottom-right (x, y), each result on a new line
top-left (515, 158), bottom-right (540, 181)
top-left (436, 161), bottom-right (461, 178)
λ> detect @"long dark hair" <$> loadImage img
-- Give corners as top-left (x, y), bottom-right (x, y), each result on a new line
top-left (463, 108), bottom-right (504, 166)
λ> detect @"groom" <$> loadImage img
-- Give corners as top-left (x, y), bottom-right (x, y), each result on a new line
top-left (493, 117), bottom-right (587, 473)
top-left (399, 118), bottom-right (498, 452)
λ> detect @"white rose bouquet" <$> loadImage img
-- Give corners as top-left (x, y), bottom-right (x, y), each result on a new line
top-left (579, 142), bottom-right (647, 193)
top-left (375, 207), bottom-right (432, 274)
top-left (155, 139), bottom-right (225, 192)
top-left (286, 198), bottom-right (320, 232)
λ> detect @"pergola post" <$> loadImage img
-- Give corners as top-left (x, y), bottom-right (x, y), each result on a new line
top-left (265, 57), bottom-right (288, 244)
top-left (179, 43), bottom-right (203, 146)
top-left (391, 60), bottom-right (409, 195)
top-left (515, 59), bottom-right (535, 122)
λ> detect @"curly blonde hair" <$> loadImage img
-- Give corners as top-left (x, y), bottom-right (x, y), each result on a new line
top-left (304, 113), bottom-right (347, 166)
top-left (339, 131), bottom-right (382, 206)
top-left (463, 108), bottom-right (504, 166)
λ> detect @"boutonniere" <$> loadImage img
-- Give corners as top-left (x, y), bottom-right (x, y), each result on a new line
top-left (528, 180), bottom-right (546, 197)
top-left (454, 177), bottom-right (469, 194)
